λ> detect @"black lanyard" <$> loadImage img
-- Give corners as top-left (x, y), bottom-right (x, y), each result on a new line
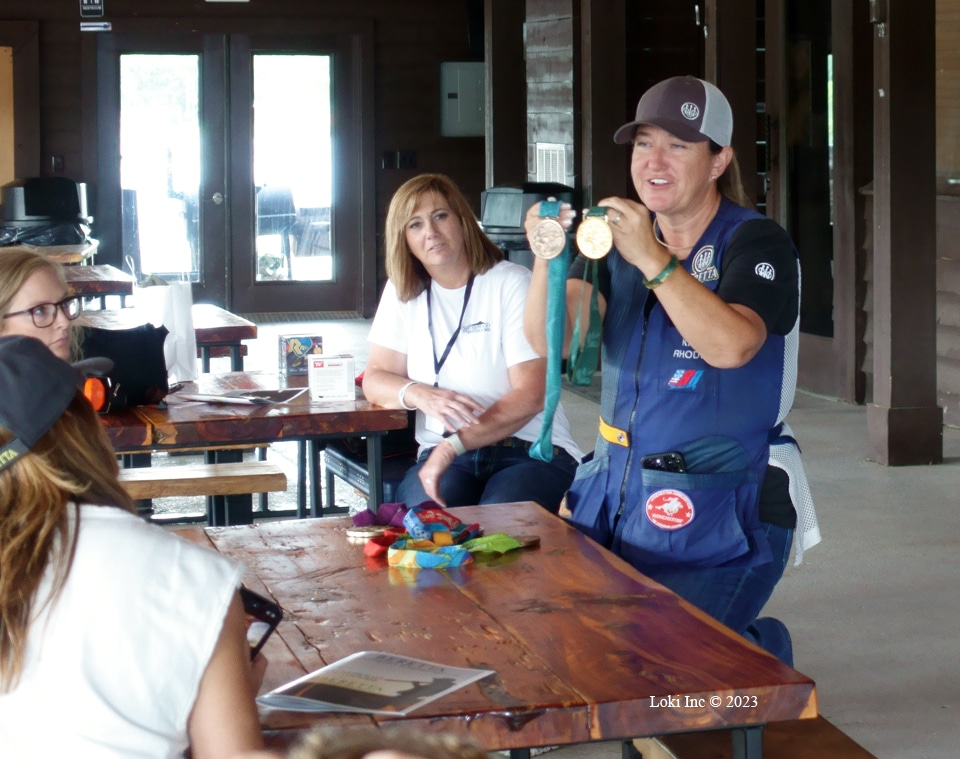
top-left (426, 274), bottom-right (475, 387)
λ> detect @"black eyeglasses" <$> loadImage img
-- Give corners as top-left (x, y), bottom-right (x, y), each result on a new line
top-left (2, 295), bottom-right (83, 328)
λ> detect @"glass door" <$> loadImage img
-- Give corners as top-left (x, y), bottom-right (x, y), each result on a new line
top-left (97, 33), bottom-right (227, 304)
top-left (119, 53), bottom-right (203, 284)
top-left (96, 26), bottom-right (372, 314)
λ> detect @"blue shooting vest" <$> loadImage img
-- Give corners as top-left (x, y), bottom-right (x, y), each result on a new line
top-left (567, 199), bottom-right (790, 572)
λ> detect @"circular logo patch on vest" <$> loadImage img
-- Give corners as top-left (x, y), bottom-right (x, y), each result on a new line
top-left (645, 489), bottom-right (695, 530)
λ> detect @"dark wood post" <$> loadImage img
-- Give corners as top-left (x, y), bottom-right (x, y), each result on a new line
top-left (579, 0), bottom-right (626, 206)
top-left (866, 0), bottom-right (943, 464)
top-left (484, 0), bottom-right (527, 189)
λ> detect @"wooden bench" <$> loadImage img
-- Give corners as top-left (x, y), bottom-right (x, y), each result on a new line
top-left (631, 716), bottom-right (877, 759)
top-left (119, 461), bottom-right (287, 526)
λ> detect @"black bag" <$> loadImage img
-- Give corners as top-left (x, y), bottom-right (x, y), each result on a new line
top-left (79, 324), bottom-right (169, 409)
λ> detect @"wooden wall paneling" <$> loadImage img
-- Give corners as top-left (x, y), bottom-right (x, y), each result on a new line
top-left (708, 0), bottom-right (758, 207)
top-left (579, 0), bottom-right (627, 207)
top-left (0, 21), bottom-right (40, 178)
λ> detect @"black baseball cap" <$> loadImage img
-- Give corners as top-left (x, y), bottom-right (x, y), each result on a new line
top-left (614, 75), bottom-right (734, 147)
top-left (0, 336), bottom-right (112, 473)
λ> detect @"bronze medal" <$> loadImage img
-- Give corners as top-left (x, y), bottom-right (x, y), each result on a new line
top-left (575, 208), bottom-right (614, 260)
top-left (529, 217), bottom-right (567, 260)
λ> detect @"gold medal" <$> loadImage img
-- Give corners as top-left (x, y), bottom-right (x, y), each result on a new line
top-left (575, 207), bottom-right (613, 260)
top-left (529, 199), bottom-right (567, 260)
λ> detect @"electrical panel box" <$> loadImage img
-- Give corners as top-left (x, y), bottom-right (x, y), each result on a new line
top-left (440, 62), bottom-right (485, 137)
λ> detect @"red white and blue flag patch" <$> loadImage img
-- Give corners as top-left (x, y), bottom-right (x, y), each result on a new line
top-left (667, 369), bottom-right (704, 390)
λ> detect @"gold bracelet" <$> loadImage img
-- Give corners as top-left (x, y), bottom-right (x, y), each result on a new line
top-left (643, 255), bottom-right (680, 289)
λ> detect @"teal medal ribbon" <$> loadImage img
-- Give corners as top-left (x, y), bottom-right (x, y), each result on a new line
top-left (530, 200), bottom-right (568, 463)
top-left (566, 258), bottom-right (602, 386)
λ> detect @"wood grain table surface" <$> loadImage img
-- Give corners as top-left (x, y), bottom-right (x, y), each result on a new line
top-left (176, 502), bottom-right (817, 755)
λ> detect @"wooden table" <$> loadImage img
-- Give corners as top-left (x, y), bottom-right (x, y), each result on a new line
top-left (81, 302), bottom-right (257, 371)
top-left (65, 263), bottom-right (134, 308)
top-left (1, 240), bottom-right (99, 264)
top-left (177, 503), bottom-right (817, 758)
top-left (103, 371), bottom-right (409, 523)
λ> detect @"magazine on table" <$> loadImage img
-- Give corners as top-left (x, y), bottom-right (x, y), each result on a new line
top-left (256, 651), bottom-right (495, 715)
top-left (175, 388), bottom-right (307, 405)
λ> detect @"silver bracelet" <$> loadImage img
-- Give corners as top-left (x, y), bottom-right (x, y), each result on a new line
top-left (446, 431), bottom-right (467, 456)
top-left (397, 380), bottom-right (419, 411)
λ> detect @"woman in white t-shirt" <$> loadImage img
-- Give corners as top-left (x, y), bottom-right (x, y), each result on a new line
top-left (363, 174), bottom-right (582, 513)
top-left (0, 335), bottom-right (269, 758)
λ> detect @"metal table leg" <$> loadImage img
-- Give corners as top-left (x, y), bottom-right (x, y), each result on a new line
top-left (732, 725), bottom-right (764, 759)
top-left (365, 434), bottom-right (384, 516)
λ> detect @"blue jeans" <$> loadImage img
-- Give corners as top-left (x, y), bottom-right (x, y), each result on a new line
top-left (644, 523), bottom-right (795, 665)
top-left (396, 439), bottom-right (579, 514)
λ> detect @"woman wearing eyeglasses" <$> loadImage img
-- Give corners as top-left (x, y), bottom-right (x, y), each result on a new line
top-left (0, 249), bottom-right (82, 361)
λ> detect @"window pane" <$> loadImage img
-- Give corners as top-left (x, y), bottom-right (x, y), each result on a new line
top-left (120, 54), bottom-right (200, 282)
top-left (253, 54), bottom-right (333, 282)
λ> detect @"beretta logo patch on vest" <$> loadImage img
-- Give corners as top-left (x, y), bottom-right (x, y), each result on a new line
top-left (691, 245), bottom-right (719, 283)
top-left (645, 489), bottom-right (695, 530)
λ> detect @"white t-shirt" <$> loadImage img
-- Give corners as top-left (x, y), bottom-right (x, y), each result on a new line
top-left (368, 260), bottom-right (582, 461)
top-left (0, 505), bottom-right (244, 759)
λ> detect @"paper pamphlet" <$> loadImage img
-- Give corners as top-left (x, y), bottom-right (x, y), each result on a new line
top-left (256, 650), bottom-right (494, 715)
top-left (176, 388), bottom-right (307, 405)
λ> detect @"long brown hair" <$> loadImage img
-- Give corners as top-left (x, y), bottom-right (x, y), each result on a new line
top-left (0, 392), bottom-right (134, 691)
top-left (710, 141), bottom-right (752, 208)
top-left (0, 248), bottom-right (82, 360)
top-left (384, 173), bottom-right (503, 302)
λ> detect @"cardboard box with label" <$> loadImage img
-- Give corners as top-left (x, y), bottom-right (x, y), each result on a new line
top-left (307, 355), bottom-right (355, 401)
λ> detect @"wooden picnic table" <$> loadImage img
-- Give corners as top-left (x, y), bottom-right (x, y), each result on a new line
top-left (81, 302), bottom-right (257, 371)
top-left (64, 263), bottom-right (134, 307)
top-left (102, 371), bottom-right (409, 522)
top-left (175, 502), bottom-right (818, 758)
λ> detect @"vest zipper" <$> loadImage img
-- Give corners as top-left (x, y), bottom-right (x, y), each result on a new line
top-left (612, 299), bottom-right (654, 533)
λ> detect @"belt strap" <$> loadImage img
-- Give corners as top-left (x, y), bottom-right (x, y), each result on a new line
top-left (599, 416), bottom-right (629, 447)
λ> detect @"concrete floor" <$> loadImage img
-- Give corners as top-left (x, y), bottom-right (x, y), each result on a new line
top-left (235, 318), bottom-right (958, 759)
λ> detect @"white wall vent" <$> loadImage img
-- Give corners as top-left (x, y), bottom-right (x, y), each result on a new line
top-left (535, 142), bottom-right (566, 183)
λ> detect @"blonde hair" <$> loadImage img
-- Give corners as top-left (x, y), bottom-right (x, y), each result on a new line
top-left (0, 248), bottom-right (82, 360)
top-left (384, 174), bottom-right (503, 302)
top-left (289, 726), bottom-right (488, 759)
top-left (0, 392), bottom-right (134, 691)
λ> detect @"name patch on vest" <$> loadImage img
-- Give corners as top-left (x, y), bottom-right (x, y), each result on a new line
top-left (691, 245), bottom-right (719, 283)
top-left (645, 489), bottom-right (695, 530)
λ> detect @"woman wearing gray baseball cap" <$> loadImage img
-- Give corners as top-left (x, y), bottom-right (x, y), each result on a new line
top-left (523, 76), bottom-right (820, 665)
top-left (0, 335), bottom-right (269, 757)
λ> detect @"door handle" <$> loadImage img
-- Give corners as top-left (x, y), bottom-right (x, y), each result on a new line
top-left (211, 192), bottom-right (224, 205)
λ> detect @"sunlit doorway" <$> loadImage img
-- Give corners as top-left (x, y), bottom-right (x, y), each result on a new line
top-left (253, 55), bottom-right (333, 284)
top-left (120, 54), bottom-right (201, 282)
top-left (96, 25), bottom-right (374, 314)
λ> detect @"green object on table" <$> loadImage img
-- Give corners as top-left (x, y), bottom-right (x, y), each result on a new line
top-left (462, 533), bottom-right (525, 554)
